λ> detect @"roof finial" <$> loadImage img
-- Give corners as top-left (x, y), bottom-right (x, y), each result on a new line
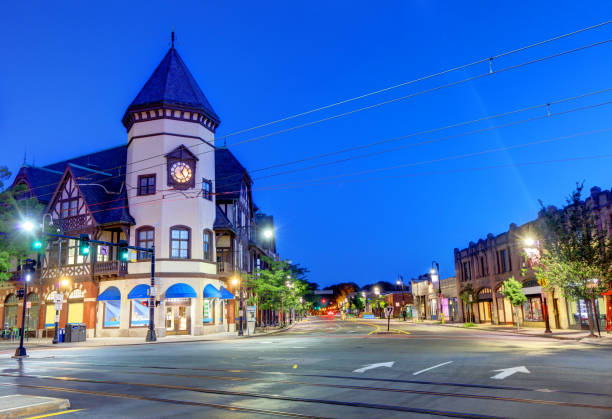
top-left (171, 28), bottom-right (175, 48)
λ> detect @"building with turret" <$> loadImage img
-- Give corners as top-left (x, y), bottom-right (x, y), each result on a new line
top-left (0, 41), bottom-right (280, 339)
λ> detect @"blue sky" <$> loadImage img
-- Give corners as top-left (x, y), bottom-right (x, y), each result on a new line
top-left (1, 1), bottom-right (612, 286)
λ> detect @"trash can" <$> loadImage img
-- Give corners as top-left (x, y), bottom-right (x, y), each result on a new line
top-left (77, 324), bottom-right (87, 342)
top-left (58, 328), bottom-right (65, 343)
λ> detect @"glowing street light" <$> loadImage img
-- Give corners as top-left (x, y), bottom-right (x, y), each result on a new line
top-left (20, 220), bottom-right (35, 232)
top-left (374, 287), bottom-right (380, 296)
top-left (263, 228), bottom-right (273, 239)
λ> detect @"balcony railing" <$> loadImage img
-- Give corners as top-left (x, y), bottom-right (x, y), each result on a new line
top-left (41, 260), bottom-right (127, 281)
top-left (217, 261), bottom-right (234, 275)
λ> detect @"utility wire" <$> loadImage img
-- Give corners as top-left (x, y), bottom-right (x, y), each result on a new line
top-left (214, 20), bottom-right (612, 142)
top-left (30, 90), bottom-right (612, 204)
top-left (21, 34), bottom-right (612, 196)
top-left (83, 127), bottom-right (612, 214)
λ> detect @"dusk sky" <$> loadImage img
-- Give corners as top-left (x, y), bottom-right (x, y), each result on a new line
top-left (2, 1), bottom-right (612, 286)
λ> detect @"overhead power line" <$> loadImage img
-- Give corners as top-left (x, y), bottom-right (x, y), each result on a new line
top-left (22, 30), bottom-right (612, 196)
top-left (215, 20), bottom-right (612, 142)
top-left (83, 126), bottom-right (612, 214)
top-left (28, 88), bottom-right (612, 203)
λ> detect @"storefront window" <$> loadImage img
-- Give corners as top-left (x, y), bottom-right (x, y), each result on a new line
top-left (104, 301), bottom-right (120, 327)
top-left (67, 289), bottom-right (84, 324)
top-left (130, 300), bottom-right (149, 327)
top-left (203, 299), bottom-right (214, 324)
top-left (522, 296), bottom-right (543, 321)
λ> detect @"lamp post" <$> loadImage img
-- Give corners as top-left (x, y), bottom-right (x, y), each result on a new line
top-left (232, 276), bottom-right (243, 336)
top-left (396, 275), bottom-right (407, 320)
top-left (430, 261), bottom-right (442, 323)
top-left (523, 238), bottom-right (552, 334)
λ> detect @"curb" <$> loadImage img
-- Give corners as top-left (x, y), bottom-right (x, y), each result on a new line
top-left (0, 324), bottom-right (298, 354)
top-left (0, 395), bottom-right (70, 418)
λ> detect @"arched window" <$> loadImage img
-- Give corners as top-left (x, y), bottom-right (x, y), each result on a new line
top-left (203, 229), bottom-right (213, 261)
top-left (170, 226), bottom-right (191, 259)
top-left (136, 226), bottom-right (155, 260)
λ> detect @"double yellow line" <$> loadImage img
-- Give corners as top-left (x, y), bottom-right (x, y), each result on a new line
top-left (349, 319), bottom-right (410, 335)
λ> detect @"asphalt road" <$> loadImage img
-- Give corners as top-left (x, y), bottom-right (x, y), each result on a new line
top-left (0, 316), bottom-right (610, 418)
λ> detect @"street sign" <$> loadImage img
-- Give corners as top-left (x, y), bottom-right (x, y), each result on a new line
top-left (25, 302), bottom-right (31, 309)
top-left (148, 286), bottom-right (158, 296)
top-left (384, 306), bottom-right (393, 318)
top-left (54, 294), bottom-right (63, 304)
top-left (54, 303), bottom-right (63, 311)
top-left (99, 245), bottom-right (109, 256)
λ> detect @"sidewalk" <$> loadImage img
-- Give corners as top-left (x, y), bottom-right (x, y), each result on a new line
top-left (0, 324), bottom-right (291, 354)
top-left (354, 317), bottom-right (612, 345)
top-left (423, 319), bottom-right (612, 344)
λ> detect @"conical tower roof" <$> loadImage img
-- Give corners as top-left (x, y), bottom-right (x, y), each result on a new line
top-left (122, 47), bottom-right (219, 129)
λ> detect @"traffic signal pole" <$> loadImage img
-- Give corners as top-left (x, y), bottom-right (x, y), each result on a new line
top-left (146, 245), bottom-right (157, 342)
top-left (13, 259), bottom-right (35, 358)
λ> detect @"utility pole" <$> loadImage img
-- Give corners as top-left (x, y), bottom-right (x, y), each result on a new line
top-left (13, 259), bottom-right (35, 358)
top-left (146, 244), bottom-right (157, 342)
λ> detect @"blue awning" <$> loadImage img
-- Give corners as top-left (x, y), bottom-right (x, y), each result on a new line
top-left (98, 286), bottom-right (121, 301)
top-left (220, 286), bottom-right (234, 300)
top-left (166, 283), bottom-right (196, 299)
top-left (128, 284), bottom-right (150, 299)
top-left (203, 284), bottom-right (221, 298)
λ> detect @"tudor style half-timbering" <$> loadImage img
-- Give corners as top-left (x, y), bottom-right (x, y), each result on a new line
top-left (3, 41), bottom-right (283, 340)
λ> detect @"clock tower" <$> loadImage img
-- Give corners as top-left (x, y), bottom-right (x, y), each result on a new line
top-left (121, 41), bottom-right (221, 336)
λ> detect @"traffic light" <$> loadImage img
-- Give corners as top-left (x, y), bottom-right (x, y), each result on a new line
top-left (31, 238), bottom-right (43, 252)
top-left (118, 240), bottom-right (129, 262)
top-left (79, 234), bottom-right (90, 256)
top-left (22, 258), bottom-right (36, 282)
top-left (321, 298), bottom-right (327, 304)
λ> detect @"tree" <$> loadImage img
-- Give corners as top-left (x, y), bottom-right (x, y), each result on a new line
top-left (460, 284), bottom-right (476, 323)
top-left (533, 184), bottom-right (612, 337)
top-left (500, 277), bottom-right (527, 332)
top-left (0, 166), bottom-right (44, 282)
top-left (349, 294), bottom-right (365, 314)
top-left (246, 257), bottom-right (311, 325)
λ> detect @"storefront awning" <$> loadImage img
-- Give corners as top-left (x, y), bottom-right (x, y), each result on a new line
top-left (220, 286), bottom-right (234, 299)
top-left (98, 286), bottom-right (121, 301)
top-left (166, 283), bottom-right (196, 299)
top-left (203, 284), bottom-right (221, 298)
top-left (128, 284), bottom-right (150, 299)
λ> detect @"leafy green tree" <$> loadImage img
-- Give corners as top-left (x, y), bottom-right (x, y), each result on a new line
top-left (0, 166), bottom-right (44, 282)
top-left (247, 257), bottom-right (311, 324)
top-left (349, 294), bottom-right (365, 314)
top-left (533, 184), bottom-right (612, 337)
top-left (500, 277), bottom-right (528, 332)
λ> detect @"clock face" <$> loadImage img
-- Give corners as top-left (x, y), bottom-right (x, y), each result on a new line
top-left (170, 161), bottom-right (193, 184)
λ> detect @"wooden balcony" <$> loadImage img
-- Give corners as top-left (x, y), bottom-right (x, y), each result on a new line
top-left (217, 261), bottom-right (234, 275)
top-left (42, 260), bottom-right (127, 281)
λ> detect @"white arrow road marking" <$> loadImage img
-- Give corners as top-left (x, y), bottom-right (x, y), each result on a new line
top-left (490, 366), bottom-right (530, 380)
top-left (412, 361), bottom-right (453, 376)
top-left (353, 362), bottom-right (395, 373)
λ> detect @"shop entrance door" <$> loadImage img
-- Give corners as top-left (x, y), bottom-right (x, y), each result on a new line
top-left (165, 304), bottom-right (190, 335)
top-left (478, 300), bottom-right (492, 323)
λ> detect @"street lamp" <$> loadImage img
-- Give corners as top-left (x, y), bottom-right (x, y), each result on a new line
top-left (231, 275), bottom-right (243, 336)
top-left (396, 275), bottom-right (407, 320)
top-left (263, 228), bottom-right (273, 239)
top-left (431, 261), bottom-right (442, 322)
top-left (522, 237), bottom-right (552, 334)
